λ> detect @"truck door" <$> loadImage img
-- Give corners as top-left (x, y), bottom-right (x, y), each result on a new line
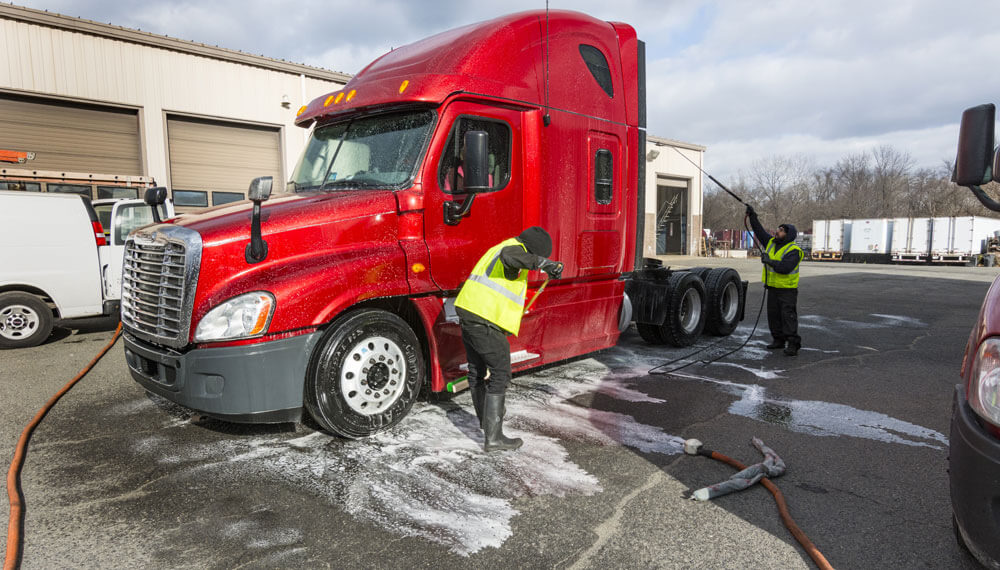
top-left (579, 130), bottom-right (625, 275)
top-left (423, 103), bottom-right (524, 291)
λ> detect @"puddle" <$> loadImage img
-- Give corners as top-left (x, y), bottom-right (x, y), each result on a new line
top-left (670, 372), bottom-right (947, 449)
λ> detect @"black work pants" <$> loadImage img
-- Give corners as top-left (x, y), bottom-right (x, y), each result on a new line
top-left (766, 287), bottom-right (800, 348)
top-left (459, 319), bottom-right (511, 395)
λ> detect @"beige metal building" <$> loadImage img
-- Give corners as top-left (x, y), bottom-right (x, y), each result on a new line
top-left (0, 4), bottom-right (705, 256)
top-left (0, 4), bottom-right (349, 207)
top-left (644, 136), bottom-right (706, 258)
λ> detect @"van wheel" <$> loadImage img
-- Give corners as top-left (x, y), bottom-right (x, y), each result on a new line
top-left (0, 292), bottom-right (53, 349)
top-left (305, 309), bottom-right (423, 439)
top-left (704, 268), bottom-right (743, 336)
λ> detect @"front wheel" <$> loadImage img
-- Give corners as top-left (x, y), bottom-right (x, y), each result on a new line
top-left (0, 292), bottom-right (54, 349)
top-left (305, 309), bottom-right (424, 438)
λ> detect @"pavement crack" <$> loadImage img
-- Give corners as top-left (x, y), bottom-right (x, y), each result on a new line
top-left (566, 468), bottom-right (664, 570)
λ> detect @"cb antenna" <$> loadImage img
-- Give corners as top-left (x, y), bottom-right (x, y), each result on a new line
top-left (543, 0), bottom-right (551, 126)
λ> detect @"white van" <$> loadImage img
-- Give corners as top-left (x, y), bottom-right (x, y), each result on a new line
top-left (0, 192), bottom-right (172, 348)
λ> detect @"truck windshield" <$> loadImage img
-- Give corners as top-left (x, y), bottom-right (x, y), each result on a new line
top-left (288, 110), bottom-right (435, 192)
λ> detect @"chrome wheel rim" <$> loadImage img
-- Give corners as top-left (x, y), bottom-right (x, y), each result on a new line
top-left (341, 335), bottom-right (407, 415)
top-left (0, 304), bottom-right (40, 340)
top-left (721, 281), bottom-right (740, 322)
top-left (680, 289), bottom-right (702, 333)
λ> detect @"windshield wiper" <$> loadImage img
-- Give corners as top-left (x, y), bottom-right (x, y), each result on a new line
top-left (322, 178), bottom-right (384, 189)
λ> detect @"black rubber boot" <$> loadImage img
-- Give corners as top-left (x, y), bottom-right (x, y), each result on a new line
top-left (471, 383), bottom-right (486, 430)
top-left (766, 340), bottom-right (785, 349)
top-left (483, 393), bottom-right (522, 452)
top-left (784, 344), bottom-right (799, 356)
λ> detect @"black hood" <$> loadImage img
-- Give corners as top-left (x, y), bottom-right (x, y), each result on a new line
top-left (518, 226), bottom-right (552, 257)
top-left (777, 223), bottom-right (798, 246)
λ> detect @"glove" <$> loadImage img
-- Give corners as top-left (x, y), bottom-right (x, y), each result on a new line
top-left (538, 258), bottom-right (564, 279)
top-left (761, 257), bottom-right (773, 266)
top-left (745, 204), bottom-right (756, 217)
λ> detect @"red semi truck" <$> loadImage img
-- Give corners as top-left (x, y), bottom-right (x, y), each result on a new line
top-left (122, 10), bottom-right (746, 438)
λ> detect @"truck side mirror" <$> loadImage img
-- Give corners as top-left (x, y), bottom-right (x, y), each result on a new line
top-left (144, 186), bottom-right (168, 223)
top-left (248, 176), bottom-right (273, 202)
top-left (245, 176), bottom-right (272, 264)
top-left (954, 104), bottom-right (995, 186)
top-left (444, 131), bottom-right (489, 225)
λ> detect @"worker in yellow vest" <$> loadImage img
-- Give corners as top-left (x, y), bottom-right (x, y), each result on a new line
top-left (746, 206), bottom-right (805, 356)
top-left (455, 226), bottom-right (563, 452)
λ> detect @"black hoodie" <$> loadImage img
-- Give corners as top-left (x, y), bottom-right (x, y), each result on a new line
top-left (749, 214), bottom-right (801, 276)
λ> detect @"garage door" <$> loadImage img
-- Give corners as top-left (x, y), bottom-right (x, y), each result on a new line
top-left (0, 93), bottom-right (142, 175)
top-left (166, 115), bottom-right (282, 208)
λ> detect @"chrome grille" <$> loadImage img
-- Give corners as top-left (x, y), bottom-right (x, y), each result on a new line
top-left (121, 225), bottom-right (202, 347)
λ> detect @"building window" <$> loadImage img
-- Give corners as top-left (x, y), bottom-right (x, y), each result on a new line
top-left (594, 149), bottom-right (613, 205)
top-left (47, 183), bottom-right (92, 198)
top-left (97, 186), bottom-right (139, 199)
top-left (172, 190), bottom-right (209, 208)
top-left (438, 116), bottom-right (511, 194)
top-left (579, 44), bottom-right (614, 98)
top-left (0, 181), bottom-right (41, 191)
top-left (212, 191), bottom-right (245, 206)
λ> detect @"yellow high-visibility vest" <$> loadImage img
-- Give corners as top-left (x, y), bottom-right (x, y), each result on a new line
top-left (455, 237), bottom-right (529, 335)
top-left (762, 238), bottom-right (804, 288)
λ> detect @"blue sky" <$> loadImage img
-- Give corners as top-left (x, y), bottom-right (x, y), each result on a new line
top-left (17, 0), bottom-right (1000, 181)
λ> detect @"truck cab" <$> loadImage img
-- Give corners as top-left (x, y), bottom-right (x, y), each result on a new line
top-left (121, 10), bottom-right (744, 438)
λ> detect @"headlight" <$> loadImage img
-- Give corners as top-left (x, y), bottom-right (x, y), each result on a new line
top-left (969, 337), bottom-right (1000, 426)
top-left (194, 292), bottom-right (275, 342)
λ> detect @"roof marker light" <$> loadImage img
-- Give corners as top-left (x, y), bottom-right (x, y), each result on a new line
top-left (346, 89), bottom-right (357, 101)
top-left (399, 80), bottom-right (409, 94)
top-left (296, 105), bottom-right (307, 116)
top-left (324, 95), bottom-right (335, 106)
top-left (335, 92), bottom-right (345, 104)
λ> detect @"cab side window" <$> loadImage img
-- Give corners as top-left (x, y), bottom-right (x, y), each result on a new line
top-left (438, 117), bottom-right (511, 194)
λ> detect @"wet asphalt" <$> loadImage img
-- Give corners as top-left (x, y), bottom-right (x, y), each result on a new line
top-left (1, 260), bottom-right (996, 569)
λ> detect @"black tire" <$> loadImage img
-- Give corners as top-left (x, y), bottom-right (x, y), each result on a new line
top-left (953, 513), bottom-right (970, 553)
top-left (688, 266), bottom-right (713, 283)
top-left (0, 292), bottom-right (54, 349)
top-left (659, 272), bottom-right (706, 347)
top-left (305, 309), bottom-right (424, 438)
top-left (703, 268), bottom-right (744, 336)
top-left (636, 322), bottom-right (665, 344)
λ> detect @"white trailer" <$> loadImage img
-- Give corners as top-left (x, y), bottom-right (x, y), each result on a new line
top-left (931, 216), bottom-right (1000, 264)
top-left (811, 219), bottom-right (851, 260)
top-left (890, 217), bottom-right (931, 262)
top-left (848, 218), bottom-right (892, 261)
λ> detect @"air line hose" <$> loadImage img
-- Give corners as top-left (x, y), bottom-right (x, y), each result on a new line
top-left (5, 323), bottom-right (122, 570)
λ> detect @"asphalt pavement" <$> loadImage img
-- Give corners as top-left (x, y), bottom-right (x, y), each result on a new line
top-left (1, 260), bottom-right (997, 568)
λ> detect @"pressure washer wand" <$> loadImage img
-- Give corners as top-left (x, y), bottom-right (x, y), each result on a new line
top-left (524, 277), bottom-right (550, 314)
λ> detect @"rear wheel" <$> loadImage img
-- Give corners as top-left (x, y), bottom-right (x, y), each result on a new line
top-left (0, 292), bottom-right (53, 349)
top-left (305, 309), bottom-right (423, 438)
top-left (704, 268), bottom-right (743, 336)
top-left (637, 272), bottom-right (706, 347)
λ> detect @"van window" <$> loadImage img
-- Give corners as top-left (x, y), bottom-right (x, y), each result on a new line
top-left (579, 45), bottom-right (614, 98)
top-left (48, 183), bottom-right (92, 198)
top-left (97, 186), bottom-right (139, 199)
top-left (594, 149), bottom-right (613, 205)
top-left (438, 117), bottom-right (511, 194)
top-left (173, 190), bottom-right (209, 208)
top-left (114, 203), bottom-right (167, 244)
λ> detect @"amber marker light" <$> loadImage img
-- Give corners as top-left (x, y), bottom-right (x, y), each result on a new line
top-left (324, 95), bottom-right (335, 106)
top-left (346, 89), bottom-right (357, 101)
top-left (411, 263), bottom-right (426, 273)
top-left (399, 80), bottom-right (410, 93)
top-left (296, 105), bottom-right (307, 116)
top-left (335, 92), bottom-right (345, 104)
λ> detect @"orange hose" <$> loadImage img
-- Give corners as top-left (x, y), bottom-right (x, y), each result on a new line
top-left (708, 450), bottom-right (834, 570)
top-left (5, 323), bottom-right (122, 570)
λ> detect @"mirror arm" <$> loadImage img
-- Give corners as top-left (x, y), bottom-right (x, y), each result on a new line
top-left (969, 185), bottom-right (1000, 213)
top-left (443, 193), bottom-right (477, 226)
top-left (245, 201), bottom-right (269, 263)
